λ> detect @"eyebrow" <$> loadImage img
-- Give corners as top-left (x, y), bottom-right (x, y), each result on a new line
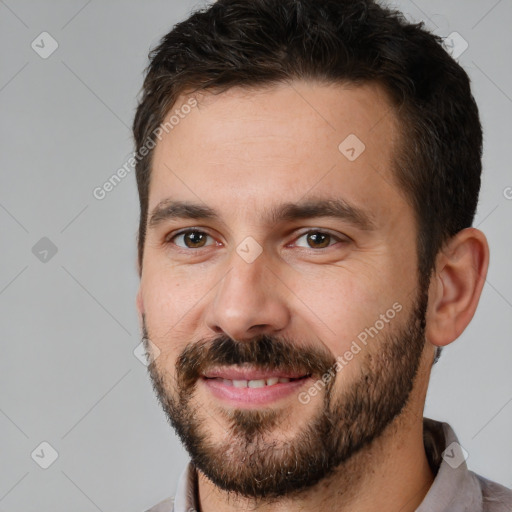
top-left (148, 197), bottom-right (377, 231)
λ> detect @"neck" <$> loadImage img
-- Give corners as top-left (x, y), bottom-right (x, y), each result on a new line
top-left (196, 408), bottom-right (434, 512)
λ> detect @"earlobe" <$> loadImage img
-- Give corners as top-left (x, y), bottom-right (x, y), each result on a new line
top-left (425, 227), bottom-right (489, 348)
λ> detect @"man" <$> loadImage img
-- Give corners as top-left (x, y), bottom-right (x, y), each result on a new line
top-left (132, 1), bottom-right (512, 511)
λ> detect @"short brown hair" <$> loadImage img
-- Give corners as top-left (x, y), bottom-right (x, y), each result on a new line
top-left (133, 0), bottom-right (482, 294)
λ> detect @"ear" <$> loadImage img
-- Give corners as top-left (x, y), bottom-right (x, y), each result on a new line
top-left (425, 227), bottom-right (489, 348)
top-left (136, 286), bottom-right (145, 327)
top-left (136, 228), bottom-right (143, 279)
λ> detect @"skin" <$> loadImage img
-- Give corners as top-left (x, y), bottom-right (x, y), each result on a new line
top-left (136, 80), bottom-right (489, 512)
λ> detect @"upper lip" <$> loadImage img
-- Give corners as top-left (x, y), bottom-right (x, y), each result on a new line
top-left (202, 366), bottom-right (310, 380)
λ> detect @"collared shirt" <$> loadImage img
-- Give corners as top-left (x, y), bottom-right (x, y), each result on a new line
top-left (144, 417), bottom-right (512, 512)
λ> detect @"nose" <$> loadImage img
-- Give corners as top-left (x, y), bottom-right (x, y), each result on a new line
top-left (204, 250), bottom-right (290, 341)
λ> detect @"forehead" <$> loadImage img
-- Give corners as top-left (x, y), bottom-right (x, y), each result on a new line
top-left (149, 80), bottom-right (407, 226)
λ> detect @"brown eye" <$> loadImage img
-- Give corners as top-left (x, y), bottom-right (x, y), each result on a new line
top-left (172, 230), bottom-right (213, 249)
top-left (294, 230), bottom-right (343, 249)
top-left (306, 232), bottom-right (331, 248)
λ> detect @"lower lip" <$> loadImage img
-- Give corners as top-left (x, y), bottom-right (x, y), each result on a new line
top-left (201, 376), bottom-right (312, 407)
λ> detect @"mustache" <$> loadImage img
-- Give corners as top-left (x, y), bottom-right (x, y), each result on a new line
top-left (174, 333), bottom-right (337, 392)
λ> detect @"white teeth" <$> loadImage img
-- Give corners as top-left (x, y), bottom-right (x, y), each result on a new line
top-left (216, 377), bottom-right (292, 387)
top-left (248, 379), bottom-right (266, 388)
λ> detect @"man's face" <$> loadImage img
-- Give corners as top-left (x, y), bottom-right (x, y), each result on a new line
top-left (137, 81), bottom-right (430, 498)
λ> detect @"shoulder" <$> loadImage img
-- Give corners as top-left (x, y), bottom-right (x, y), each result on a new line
top-left (474, 472), bottom-right (512, 512)
top-left (143, 496), bottom-right (174, 512)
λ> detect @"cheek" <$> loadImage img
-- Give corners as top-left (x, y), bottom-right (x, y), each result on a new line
top-left (140, 275), bottom-right (186, 356)
top-left (141, 262), bottom-right (219, 356)
top-left (142, 261), bottom-right (195, 319)
top-left (287, 264), bottom-right (404, 355)
top-left (144, 285), bottom-right (177, 324)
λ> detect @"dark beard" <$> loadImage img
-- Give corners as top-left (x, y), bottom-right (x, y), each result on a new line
top-left (142, 282), bottom-right (428, 500)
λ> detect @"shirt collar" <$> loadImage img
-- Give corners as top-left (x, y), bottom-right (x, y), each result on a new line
top-left (418, 418), bottom-right (483, 511)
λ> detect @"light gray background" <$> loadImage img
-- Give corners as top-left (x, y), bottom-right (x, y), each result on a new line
top-left (0, 1), bottom-right (511, 510)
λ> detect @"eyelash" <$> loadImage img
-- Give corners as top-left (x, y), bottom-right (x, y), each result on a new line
top-left (165, 228), bottom-right (348, 251)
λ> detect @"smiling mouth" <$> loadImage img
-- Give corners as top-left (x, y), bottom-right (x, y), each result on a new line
top-left (202, 375), bottom-right (310, 388)
top-left (201, 365), bottom-right (312, 388)
top-left (200, 368), bottom-right (314, 407)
